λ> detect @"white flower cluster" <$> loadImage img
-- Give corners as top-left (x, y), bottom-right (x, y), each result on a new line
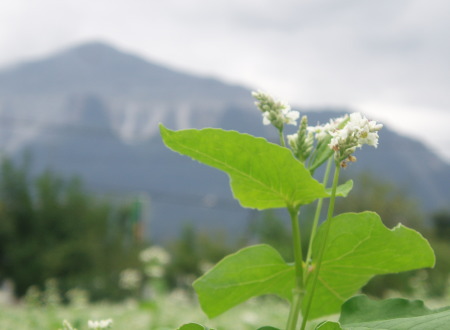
top-left (251, 90), bottom-right (383, 168)
top-left (144, 264), bottom-right (165, 278)
top-left (287, 116), bottom-right (314, 162)
top-left (309, 115), bottom-right (349, 141)
top-left (119, 268), bottom-right (142, 290)
top-left (328, 112), bottom-right (383, 162)
top-left (140, 246), bottom-right (171, 278)
top-left (139, 246), bottom-right (171, 264)
top-left (87, 319), bottom-right (113, 329)
top-left (252, 91), bottom-right (299, 130)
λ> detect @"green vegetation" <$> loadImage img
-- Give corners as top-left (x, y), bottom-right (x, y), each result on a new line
top-left (0, 155), bottom-right (144, 300)
top-left (159, 123), bottom-right (438, 329)
top-left (334, 173), bottom-right (450, 299)
top-left (159, 94), bottom-right (450, 329)
top-left (0, 143), bottom-right (448, 329)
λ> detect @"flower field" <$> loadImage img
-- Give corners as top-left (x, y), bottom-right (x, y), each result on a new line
top-left (0, 293), bottom-right (291, 330)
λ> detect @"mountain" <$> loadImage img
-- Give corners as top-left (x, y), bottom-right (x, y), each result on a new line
top-left (0, 41), bottom-right (449, 241)
top-left (0, 41), bottom-right (252, 149)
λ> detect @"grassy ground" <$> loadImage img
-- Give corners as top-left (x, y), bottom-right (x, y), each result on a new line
top-left (0, 293), bottom-right (291, 330)
top-left (0, 289), bottom-right (448, 329)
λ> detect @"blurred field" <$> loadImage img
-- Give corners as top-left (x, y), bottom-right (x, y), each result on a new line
top-left (0, 293), bottom-right (291, 330)
top-left (1, 290), bottom-right (448, 330)
top-left (0, 158), bottom-right (449, 329)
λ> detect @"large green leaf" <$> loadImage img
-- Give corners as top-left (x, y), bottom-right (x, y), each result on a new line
top-left (160, 126), bottom-right (328, 209)
top-left (193, 244), bottom-right (294, 318)
top-left (316, 295), bottom-right (450, 329)
top-left (178, 323), bottom-right (213, 330)
top-left (304, 212), bottom-right (435, 319)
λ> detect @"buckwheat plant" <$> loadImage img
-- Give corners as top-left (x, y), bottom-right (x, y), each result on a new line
top-left (161, 92), bottom-right (450, 329)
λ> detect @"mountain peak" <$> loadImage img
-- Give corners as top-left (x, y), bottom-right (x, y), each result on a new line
top-left (63, 40), bottom-right (120, 54)
top-left (0, 41), bottom-right (252, 105)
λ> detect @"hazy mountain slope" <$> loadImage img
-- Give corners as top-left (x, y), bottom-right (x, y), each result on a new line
top-left (0, 41), bottom-right (448, 241)
top-left (0, 41), bottom-right (252, 149)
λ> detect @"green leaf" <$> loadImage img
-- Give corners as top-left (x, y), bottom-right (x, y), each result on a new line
top-left (332, 295), bottom-right (450, 329)
top-left (328, 179), bottom-right (353, 197)
top-left (160, 125), bottom-right (328, 209)
top-left (257, 327), bottom-right (281, 330)
top-left (193, 244), bottom-right (294, 318)
top-left (315, 321), bottom-right (342, 330)
top-left (178, 323), bottom-right (212, 330)
top-left (340, 295), bottom-right (436, 324)
top-left (303, 212), bottom-right (435, 319)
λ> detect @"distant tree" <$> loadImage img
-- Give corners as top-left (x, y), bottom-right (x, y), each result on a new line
top-left (423, 210), bottom-right (450, 297)
top-left (432, 210), bottom-right (450, 239)
top-left (246, 210), bottom-right (294, 261)
top-left (335, 172), bottom-right (424, 230)
top-left (165, 224), bottom-right (235, 290)
top-left (0, 155), bottom-right (144, 299)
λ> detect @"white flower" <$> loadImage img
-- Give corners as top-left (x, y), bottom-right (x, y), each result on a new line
top-left (87, 319), bottom-right (113, 329)
top-left (252, 90), bottom-right (299, 129)
top-left (119, 269), bottom-right (142, 290)
top-left (262, 112), bottom-right (271, 125)
top-left (287, 133), bottom-right (298, 146)
top-left (144, 264), bottom-right (165, 278)
top-left (282, 108), bottom-right (300, 125)
top-left (310, 114), bottom-right (349, 141)
top-left (139, 246), bottom-right (171, 265)
top-left (327, 112), bottom-right (382, 163)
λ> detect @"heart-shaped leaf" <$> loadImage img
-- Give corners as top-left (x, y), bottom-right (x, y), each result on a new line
top-left (316, 295), bottom-right (450, 329)
top-left (304, 212), bottom-right (435, 319)
top-left (160, 126), bottom-right (328, 209)
top-left (178, 323), bottom-right (213, 330)
top-left (193, 244), bottom-right (294, 318)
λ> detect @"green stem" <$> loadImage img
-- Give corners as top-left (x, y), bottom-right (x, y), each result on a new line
top-left (279, 129), bottom-right (286, 147)
top-left (300, 163), bottom-right (341, 330)
top-left (286, 205), bottom-right (304, 330)
top-left (304, 158), bottom-right (332, 281)
top-left (289, 206), bottom-right (303, 288)
top-left (286, 288), bottom-right (302, 330)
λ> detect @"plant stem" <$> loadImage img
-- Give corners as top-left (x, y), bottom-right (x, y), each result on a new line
top-left (286, 205), bottom-right (303, 330)
top-left (286, 287), bottom-right (302, 330)
top-left (279, 129), bottom-right (286, 147)
top-left (304, 158), bottom-right (332, 281)
top-left (300, 163), bottom-right (341, 330)
top-left (289, 206), bottom-right (303, 288)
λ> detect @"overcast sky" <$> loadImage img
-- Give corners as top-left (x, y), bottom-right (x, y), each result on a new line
top-left (1, 0), bottom-right (449, 161)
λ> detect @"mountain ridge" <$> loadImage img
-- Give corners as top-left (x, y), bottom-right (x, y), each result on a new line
top-left (0, 41), bottom-right (448, 240)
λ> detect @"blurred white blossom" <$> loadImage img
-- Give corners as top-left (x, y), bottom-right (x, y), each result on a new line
top-left (119, 269), bottom-right (142, 290)
top-left (252, 91), bottom-right (299, 129)
top-left (144, 264), bottom-right (165, 278)
top-left (139, 246), bottom-right (171, 265)
top-left (87, 319), bottom-right (113, 329)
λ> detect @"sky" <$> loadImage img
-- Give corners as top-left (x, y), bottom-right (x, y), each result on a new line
top-left (1, 0), bottom-right (449, 161)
